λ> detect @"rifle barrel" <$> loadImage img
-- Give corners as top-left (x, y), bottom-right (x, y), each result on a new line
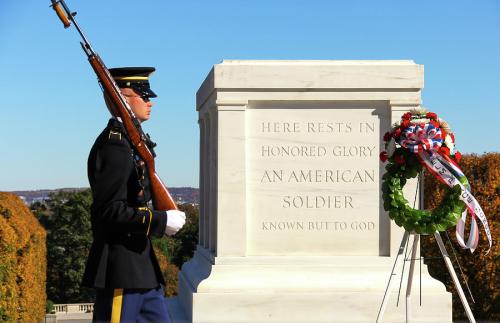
top-left (50, 0), bottom-right (179, 211)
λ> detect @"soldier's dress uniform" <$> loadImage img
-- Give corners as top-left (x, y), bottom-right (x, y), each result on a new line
top-left (82, 67), bottom-right (171, 322)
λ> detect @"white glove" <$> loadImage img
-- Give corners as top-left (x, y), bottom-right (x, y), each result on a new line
top-left (165, 210), bottom-right (186, 236)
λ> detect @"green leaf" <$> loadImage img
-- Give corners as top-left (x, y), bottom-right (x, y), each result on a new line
top-left (404, 222), bottom-right (415, 232)
top-left (448, 212), bottom-right (461, 221)
top-left (390, 177), bottom-right (400, 186)
top-left (434, 222), bottom-right (448, 232)
top-left (445, 219), bottom-right (458, 227)
top-left (389, 210), bottom-right (399, 219)
top-left (395, 194), bottom-right (406, 204)
top-left (458, 176), bottom-right (470, 187)
top-left (453, 203), bottom-right (466, 213)
top-left (421, 225), bottom-right (434, 235)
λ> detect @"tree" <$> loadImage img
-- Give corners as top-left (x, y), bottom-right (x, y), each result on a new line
top-left (152, 203), bottom-right (199, 268)
top-left (33, 190), bottom-right (200, 302)
top-left (152, 203), bottom-right (199, 296)
top-left (32, 190), bottom-right (94, 303)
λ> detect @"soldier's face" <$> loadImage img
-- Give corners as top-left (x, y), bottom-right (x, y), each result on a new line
top-left (121, 88), bottom-right (153, 122)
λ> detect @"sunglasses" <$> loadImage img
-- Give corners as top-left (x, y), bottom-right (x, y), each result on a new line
top-left (122, 93), bottom-right (151, 102)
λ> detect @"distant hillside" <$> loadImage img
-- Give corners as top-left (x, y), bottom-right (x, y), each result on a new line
top-left (10, 188), bottom-right (86, 205)
top-left (10, 187), bottom-right (199, 205)
top-left (167, 187), bottom-right (200, 205)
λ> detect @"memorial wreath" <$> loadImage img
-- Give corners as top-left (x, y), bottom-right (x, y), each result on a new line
top-left (379, 108), bottom-right (492, 252)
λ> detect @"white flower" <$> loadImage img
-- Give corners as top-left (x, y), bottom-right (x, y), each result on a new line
top-left (413, 118), bottom-right (429, 124)
top-left (444, 134), bottom-right (455, 153)
top-left (437, 118), bottom-right (451, 133)
top-left (409, 106), bottom-right (428, 116)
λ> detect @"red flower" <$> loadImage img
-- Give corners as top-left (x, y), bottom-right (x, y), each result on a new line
top-left (450, 133), bottom-right (455, 142)
top-left (402, 112), bottom-right (412, 120)
top-left (394, 154), bottom-right (406, 165)
top-left (426, 112), bottom-right (437, 120)
top-left (430, 120), bottom-right (440, 128)
top-left (401, 120), bottom-right (411, 129)
top-left (379, 151), bottom-right (389, 162)
top-left (439, 146), bottom-right (450, 156)
top-left (454, 151), bottom-right (462, 162)
top-left (383, 132), bottom-right (392, 142)
top-left (441, 128), bottom-right (447, 139)
top-left (393, 128), bottom-right (402, 138)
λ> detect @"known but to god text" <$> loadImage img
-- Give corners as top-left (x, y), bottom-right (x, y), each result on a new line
top-left (261, 221), bottom-right (376, 231)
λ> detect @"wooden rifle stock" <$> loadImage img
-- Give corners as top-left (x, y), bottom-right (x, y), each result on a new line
top-left (51, 0), bottom-right (178, 211)
top-left (50, 0), bottom-right (70, 28)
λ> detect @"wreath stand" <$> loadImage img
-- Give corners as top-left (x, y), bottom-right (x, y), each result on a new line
top-left (375, 231), bottom-right (476, 323)
top-left (376, 174), bottom-right (476, 323)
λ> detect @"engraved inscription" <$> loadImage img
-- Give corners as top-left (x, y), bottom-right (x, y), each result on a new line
top-left (261, 221), bottom-right (376, 231)
top-left (260, 145), bottom-right (376, 158)
top-left (282, 195), bottom-right (354, 209)
top-left (260, 169), bottom-right (375, 184)
top-left (249, 109), bottom-right (381, 251)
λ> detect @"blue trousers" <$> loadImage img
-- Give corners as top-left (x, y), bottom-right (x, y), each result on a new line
top-left (93, 286), bottom-right (171, 323)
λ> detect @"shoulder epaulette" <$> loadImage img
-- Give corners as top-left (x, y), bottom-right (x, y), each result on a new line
top-left (108, 129), bottom-right (122, 141)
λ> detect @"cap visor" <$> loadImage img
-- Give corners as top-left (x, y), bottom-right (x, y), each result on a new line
top-left (131, 84), bottom-right (157, 98)
top-left (145, 88), bottom-right (157, 98)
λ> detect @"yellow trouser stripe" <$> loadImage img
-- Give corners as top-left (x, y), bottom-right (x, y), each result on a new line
top-left (111, 288), bottom-right (123, 323)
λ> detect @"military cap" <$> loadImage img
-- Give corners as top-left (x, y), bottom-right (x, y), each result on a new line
top-left (109, 67), bottom-right (157, 99)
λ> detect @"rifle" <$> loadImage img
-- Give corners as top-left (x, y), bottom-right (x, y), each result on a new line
top-left (50, 0), bottom-right (178, 211)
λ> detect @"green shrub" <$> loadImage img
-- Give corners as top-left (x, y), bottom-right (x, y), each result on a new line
top-left (46, 299), bottom-right (54, 314)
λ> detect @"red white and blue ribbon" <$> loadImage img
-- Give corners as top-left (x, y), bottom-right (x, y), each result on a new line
top-left (400, 123), bottom-right (443, 153)
top-left (417, 151), bottom-right (492, 254)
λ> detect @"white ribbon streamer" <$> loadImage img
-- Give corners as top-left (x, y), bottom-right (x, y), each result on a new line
top-left (433, 154), bottom-right (481, 252)
top-left (456, 214), bottom-right (480, 252)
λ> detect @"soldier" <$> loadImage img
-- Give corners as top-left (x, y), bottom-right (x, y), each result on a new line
top-left (82, 67), bottom-right (185, 322)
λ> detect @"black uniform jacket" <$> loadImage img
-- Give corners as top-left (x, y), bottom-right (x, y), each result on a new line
top-left (82, 119), bottom-right (167, 289)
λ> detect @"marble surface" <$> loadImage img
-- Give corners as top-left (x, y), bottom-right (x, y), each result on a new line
top-left (246, 102), bottom-right (388, 256)
top-left (176, 60), bottom-right (451, 322)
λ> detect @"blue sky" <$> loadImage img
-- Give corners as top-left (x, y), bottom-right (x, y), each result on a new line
top-left (1, 0), bottom-right (499, 191)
